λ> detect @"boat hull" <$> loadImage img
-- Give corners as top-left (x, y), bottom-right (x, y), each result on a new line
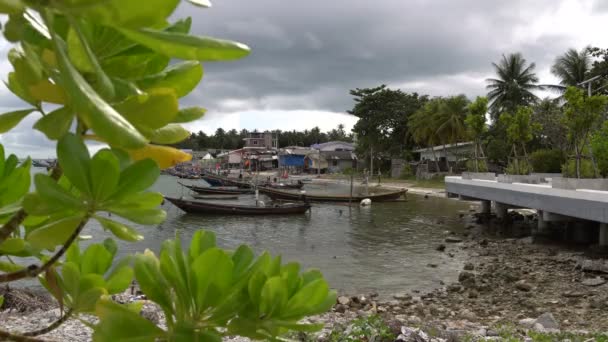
top-left (179, 182), bottom-right (254, 195)
top-left (201, 173), bottom-right (252, 189)
top-left (165, 197), bottom-right (310, 215)
top-left (258, 187), bottom-right (407, 202)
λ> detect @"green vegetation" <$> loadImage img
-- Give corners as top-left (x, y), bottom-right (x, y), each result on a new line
top-left (465, 97), bottom-right (489, 172)
top-left (0, 1), bottom-right (335, 341)
top-left (501, 106), bottom-right (540, 175)
top-left (326, 315), bottom-right (395, 342)
top-left (529, 149), bottom-right (566, 173)
top-left (562, 86), bottom-right (608, 178)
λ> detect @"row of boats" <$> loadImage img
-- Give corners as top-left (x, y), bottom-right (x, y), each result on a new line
top-left (164, 172), bottom-right (408, 216)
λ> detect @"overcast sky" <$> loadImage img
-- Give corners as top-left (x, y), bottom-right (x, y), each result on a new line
top-left (1, 0), bottom-right (608, 157)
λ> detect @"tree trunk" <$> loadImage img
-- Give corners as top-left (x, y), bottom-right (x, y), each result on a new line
top-left (370, 145), bottom-right (374, 178)
top-left (575, 141), bottom-right (580, 179)
top-left (474, 140), bottom-right (479, 172)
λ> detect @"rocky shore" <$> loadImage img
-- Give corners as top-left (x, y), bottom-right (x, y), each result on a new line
top-left (2, 212), bottom-right (608, 341)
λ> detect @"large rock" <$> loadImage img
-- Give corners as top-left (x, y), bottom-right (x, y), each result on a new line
top-left (515, 280), bottom-right (532, 292)
top-left (519, 318), bottom-right (536, 329)
top-left (397, 326), bottom-right (430, 342)
top-left (463, 262), bottom-right (475, 271)
top-left (436, 244), bottom-right (446, 252)
top-left (394, 293), bottom-right (412, 301)
top-left (534, 312), bottom-right (560, 331)
top-left (581, 277), bottom-right (606, 287)
top-left (337, 296), bottom-right (351, 306)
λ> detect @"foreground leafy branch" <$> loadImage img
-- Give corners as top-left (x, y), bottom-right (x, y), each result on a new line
top-left (0, 0), bottom-right (336, 340)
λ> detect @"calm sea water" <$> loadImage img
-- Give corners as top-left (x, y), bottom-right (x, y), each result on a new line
top-left (30, 169), bottom-right (473, 295)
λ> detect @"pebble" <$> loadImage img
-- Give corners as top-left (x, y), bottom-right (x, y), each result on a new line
top-left (515, 280), bottom-right (532, 292)
top-left (581, 277), bottom-right (606, 287)
top-left (463, 262), bottom-right (475, 271)
top-left (337, 296), bottom-right (351, 306)
top-left (445, 237), bottom-right (463, 243)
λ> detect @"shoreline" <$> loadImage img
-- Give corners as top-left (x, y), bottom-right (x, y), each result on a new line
top-left (2, 210), bottom-right (608, 340)
top-left (309, 177), bottom-right (447, 198)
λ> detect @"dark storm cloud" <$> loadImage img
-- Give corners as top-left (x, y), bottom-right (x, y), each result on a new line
top-left (175, 0), bottom-right (563, 112)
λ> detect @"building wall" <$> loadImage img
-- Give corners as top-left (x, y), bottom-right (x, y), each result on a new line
top-left (420, 145), bottom-right (473, 162)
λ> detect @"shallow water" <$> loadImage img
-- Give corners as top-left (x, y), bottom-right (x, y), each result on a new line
top-left (30, 171), bottom-right (474, 295)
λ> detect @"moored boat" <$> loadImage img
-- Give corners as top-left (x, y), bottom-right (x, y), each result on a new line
top-left (263, 181), bottom-right (305, 190)
top-left (179, 182), bottom-right (254, 195)
top-left (258, 187), bottom-right (407, 202)
top-left (165, 197), bottom-right (311, 215)
top-left (192, 194), bottom-right (240, 200)
top-left (200, 172), bottom-right (253, 189)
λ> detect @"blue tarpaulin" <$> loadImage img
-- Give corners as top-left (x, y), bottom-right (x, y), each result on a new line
top-left (279, 154), bottom-right (305, 167)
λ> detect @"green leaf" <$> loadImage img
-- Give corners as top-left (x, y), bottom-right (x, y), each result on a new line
top-left (0, 295), bottom-right (3, 308)
top-left (66, 243), bottom-right (80, 265)
top-left (166, 17), bottom-right (192, 34)
top-left (102, 53), bottom-right (170, 80)
top-left (94, 297), bottom-right (165, 342)
top-left (0, 158), bottom-right (30, 205)
top-left (27, 215), bottom-right (83, 250)
top-left (52, 34), bottom-right (146, 149)
top-left (260, 276), bottom-right (288, 317)
top-left (114, 88), bottom-right (179, 130)
top-left (0, 109), bottom-right (35, 133)
top-left (23, 193), bottom-right (68, 216)
top-left (68, 0), bottom-right (180, 28)
top-left (111, 159), bottom-right (159, 200)
top-left (189, 230), bottom-right (216, 261)
top-left (67, 20), bottom-right (115, 100)
top-left (0, 261), bottom-right (22, 272)
top-left (192, 247), bottom-right (233, 309)
top-left (232, 245), bottom-right (254, 278)
top-left (248, 271), bottom-right (267, 308)
top-left (136, 61), bottom-right (203, 98)
top-left (283, 279), bottom-right (331, 319)
top-left (105, 265), bottom-right (133, 294)
top-left (34, 173), bottom-right (84, 210)
top-left (108, 207), bottom-right (165, 225)
top-left (6, 72), bottom-right (37, 105)
top-left (103, 238), bottom-right (117, 257)
top-left (187, 0), bottom-right (212, 8)
top-left (81, 244), bottom-right (113, 275)
top-left (76, 286), bottom-right (106, 313)
top-left (90, 149), bottom-right (120, 202)
top-left (173, 107), bottom-right (205, 123)
top-left (96, 216), bottom-right (143, 242)
top-left (0, 0), bottom-right (24, 14)
top-left (148, 124), bottom-right (190, 144)
top-left (0, 237), bottom-right (24, 254)
top-left (34, 106), bottom-right (74, 140)
top-left (117, 28), bottom-right (250, 61)
top-left (62, 261), bottom-right (80, 296)
top-left (134, 252), bottom-right (171, 311)
top-left (57, 134), bottom-right (92, 196)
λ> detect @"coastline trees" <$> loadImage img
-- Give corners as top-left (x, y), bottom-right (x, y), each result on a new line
top-left (486, 53), bottom-right (541, 120)
top-left (465, 97), bottom-right (489, 172)
top-left (549, 48), bottom-right (591, 92)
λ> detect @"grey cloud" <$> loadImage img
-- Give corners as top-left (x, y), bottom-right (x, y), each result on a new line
top-left (175, 0), bottom-right (575, 114)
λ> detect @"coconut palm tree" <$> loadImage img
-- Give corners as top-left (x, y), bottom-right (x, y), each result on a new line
top-left (437, 95), bottom-right (469, 146)
top-left (547, 47), bottom-right (591, 92)
top-left (486, 53), bottom-right (541, 119)
top-left (409, 99), bottom-right (443, 171)
top-left (552, 48), bottom-right (591, 86)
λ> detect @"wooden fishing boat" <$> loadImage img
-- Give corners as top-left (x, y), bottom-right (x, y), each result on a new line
top-left (200, 172), bottom-right (253, 189)
top-left (192, 194), bottom-right (239, 200)
top-left (165, 197), bottom-right (311, 215)
top-left (179, 182), bottom-right (254, 195)
top-left (258, 187), bottom-right (407, 202)
top-left (200, 175), bottom-right (225, 186)
top-left (263, 181), bottom-right (305, 190)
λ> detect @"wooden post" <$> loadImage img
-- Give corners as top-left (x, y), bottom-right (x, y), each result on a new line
top-left (349, 173), bottom-right (354, 206)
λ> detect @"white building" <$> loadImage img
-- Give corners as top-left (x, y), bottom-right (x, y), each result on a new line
top-left (414, 142), bottom-right (474, 162)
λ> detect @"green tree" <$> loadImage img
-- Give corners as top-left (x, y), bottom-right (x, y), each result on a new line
top-left (0, 1), bottom-right (335, 341)
top-left (531, 99), bottom-right (568, 150)
top-left (486, 53), bottom-right (541, 119)
top-left (465, 97), bottom-right (489, 172)
top-left (500, 106), bottom-right (541, 174)
top-left (409, 98), bottom-right (443, 171)
top-left (548, 48), bottom-right (591, 92)
top-left (350, 85), bottom-right (428, 170)
top-left (436, 95), bottom-right (470, 165)
top-left (562, 86), bottom-right (608, 178)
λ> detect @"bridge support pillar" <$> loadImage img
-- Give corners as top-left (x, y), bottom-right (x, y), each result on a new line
top-left (600, 223), bottom-right (608, 247)
top-left (536, 210), bottom-right (549, 235)
top-left (481, 200), bottom-right (491, 214)
top-left (494, 202), bottom-right (508, 219)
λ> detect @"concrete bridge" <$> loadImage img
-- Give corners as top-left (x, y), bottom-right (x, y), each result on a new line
top-left (445, 173), bottom-right (608, 246)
